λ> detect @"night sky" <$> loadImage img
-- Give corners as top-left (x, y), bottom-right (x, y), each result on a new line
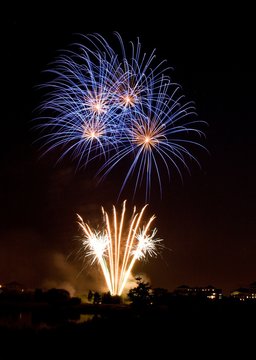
top-left (1, 6), bottom-right (255, 295)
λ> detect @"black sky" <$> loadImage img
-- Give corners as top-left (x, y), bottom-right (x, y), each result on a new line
top-left (1, 5), bottom-right (255, 295)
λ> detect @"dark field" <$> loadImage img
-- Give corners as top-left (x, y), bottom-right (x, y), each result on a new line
top-left (1, 300), bottom-right (255, 357)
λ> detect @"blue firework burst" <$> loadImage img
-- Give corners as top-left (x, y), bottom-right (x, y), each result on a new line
top-left (97, 81), bottom-right (206, 200)
top-left (36, 44), bottom-right (122, 167)
top-left (35, 32), bottom-right (206, 198)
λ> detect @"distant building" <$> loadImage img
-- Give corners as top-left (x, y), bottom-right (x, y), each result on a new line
top-left (230, 282), bottom-right (256, 301)
top-left (174, 285), bottom-right (190, 296)
top-left (174, 284), bottom-right (222, 300)
top-left (2, 281), bottom-right (25, 293)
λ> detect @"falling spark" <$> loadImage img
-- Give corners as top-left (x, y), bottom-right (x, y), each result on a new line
top-left (77, 201), bottom-right (162, 296)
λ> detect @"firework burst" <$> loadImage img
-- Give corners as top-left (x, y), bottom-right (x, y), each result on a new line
top-left (77, 201), bottom-right (162, 296)
top-left (97, 82), bottom-right (206, 200)
top-left (35, 32), bottom-right (206, 198)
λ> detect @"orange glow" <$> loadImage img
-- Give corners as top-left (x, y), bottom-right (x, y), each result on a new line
top-left (134, 132), bottom-right (156, 149)
top-left (132, 119), bottom-right (166, 150)
top-left (91, 101), bottom-right (105, 114)
top-left (82, 122), bottom-right (105, 140)
top-left (121, 94), bottom-right (136, 107)
top-left (84, 91), bottom-right (108, 115)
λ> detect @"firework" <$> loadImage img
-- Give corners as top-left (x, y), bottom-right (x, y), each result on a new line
top-left (36, 32), bottom-right (206, 198)
top-left (98, 82), bottom-right (206, 199)
top-left (35, 45), bottom-right (121, 167)
top-left (77, 201), bottom-right (162, 296)
top-left (35, 33), bottom-right (168, 166)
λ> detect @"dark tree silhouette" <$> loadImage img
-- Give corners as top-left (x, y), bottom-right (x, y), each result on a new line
top-left (128, 277), bottom-right (153, 307)
top-left (88, 290), bottom-right (93, 303)
top-left (87, 290), bottom-right (101, 304)
top-left (102, 292), bottom-right (121, 304)
top-left (45, 288), bottom-right (70, 304)
top-left (93, 292), bottom-right (101, 305)
top-left (153, 287), bottom-right (169, 305)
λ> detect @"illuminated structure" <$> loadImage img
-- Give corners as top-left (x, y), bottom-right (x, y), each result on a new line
top-left (230, 282), bottom-right (256, 301)
top-left (174, 284), bottom-right (222, 300)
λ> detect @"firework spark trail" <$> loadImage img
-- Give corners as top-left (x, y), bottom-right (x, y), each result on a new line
top-left (118, 210), bottom-right (156, 296)
top-left (77, 215), bottom-right (113, 293)
top-left (78, 201), bottom-right (162, 296)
